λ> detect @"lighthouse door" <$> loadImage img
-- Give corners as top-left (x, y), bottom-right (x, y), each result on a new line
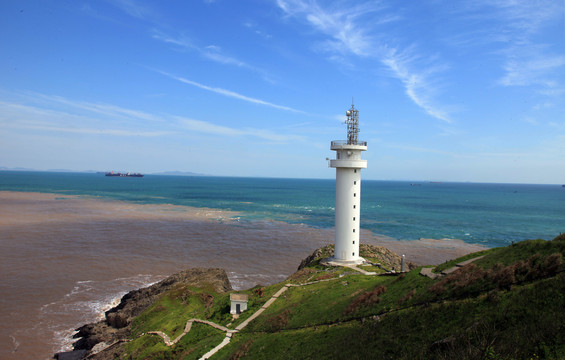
top-left (236, 303), bottom-right (241, 314)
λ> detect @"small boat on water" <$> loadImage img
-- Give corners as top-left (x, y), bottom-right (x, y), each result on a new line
top-left (105, 171), bottom-right (144, 177)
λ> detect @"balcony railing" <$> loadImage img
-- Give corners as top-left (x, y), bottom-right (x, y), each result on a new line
top-left (331, 140), bottom-right (367, 147)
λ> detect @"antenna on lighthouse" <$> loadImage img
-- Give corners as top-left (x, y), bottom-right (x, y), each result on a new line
top-left (345, 102), bottom-right (359, 145)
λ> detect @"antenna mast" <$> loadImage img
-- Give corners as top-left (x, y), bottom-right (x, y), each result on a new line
top-left (345, 103), bottom-right (359, 145)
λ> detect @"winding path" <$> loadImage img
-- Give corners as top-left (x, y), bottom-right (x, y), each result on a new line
top-left (144, 279), bottom-right (340, 359)
top-left (131, 263), bottom-right (398, 359)
top-left (419, 255), bottom-right (485, 279)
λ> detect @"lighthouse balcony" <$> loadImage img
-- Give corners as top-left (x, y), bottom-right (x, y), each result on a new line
top-left (329, 159), bottom-right (367, 168)
top-left (331, 140), bottom-right (367, 151)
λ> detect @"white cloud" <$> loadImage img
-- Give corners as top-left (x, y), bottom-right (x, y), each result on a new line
top-left (455, 0), bottom-right (565, 95)
top-left (499, 50), bottom-right (565, 89)
top-left (381, 47), bottom-right (452, 123)
top-left (0, 101), bottom-right (169, 137)
top-left (151, 30), bottom-right (273, 80)
top-left (175, 116), bottom-right (305, 142)
top-left (0, 93), bottom-right (306, 143)
top-left (33, 94), bottom-right (162, 122)
top-left (276, 0), bottom-right (453, 123)
top-left (158, 70), bottom-right (307, 113)
top-left (108, 0), bottom-right (151, 19)
top-left (277, 0), bottom-right (379, 57)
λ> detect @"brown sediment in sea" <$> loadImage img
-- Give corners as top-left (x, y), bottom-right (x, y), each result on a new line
top-left (0, 191), bottom-right (240, 227)
top-left (377, 237), bottom-right (487, 265)
top-left (0, 191), bottom-right (486, 360)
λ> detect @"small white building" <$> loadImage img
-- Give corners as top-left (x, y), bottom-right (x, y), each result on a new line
top-left (230, 293), bottom-right (249, 314)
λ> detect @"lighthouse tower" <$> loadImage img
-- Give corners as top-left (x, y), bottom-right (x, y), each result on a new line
top-left (329, 103), bottom-right (367, 265)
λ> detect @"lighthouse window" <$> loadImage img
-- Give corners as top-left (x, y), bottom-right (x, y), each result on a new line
top-left (354, 181), bottom-right (356, 185)
top-left (353, 205), bottom-right (356, 209)
top-left (337, 153), bottom-right (341, 159)
top-left (353, 229), bottom-right (355, 233)
top-left (354, 169), bottom-right (357, 173)
top-left (353, 217), bottom-right (356, 221)
top-left (354, 193), bottom-right (356, 197)
top-left (353, 241), bottom-right (355, 244)
top-left (352, 252), bottom-right (355, 256)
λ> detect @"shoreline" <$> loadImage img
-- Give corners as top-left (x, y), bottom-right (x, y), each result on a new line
top-left (0, 190), bottom-right (487, 359)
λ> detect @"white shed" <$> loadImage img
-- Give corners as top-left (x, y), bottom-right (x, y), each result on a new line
top-left (230, 293), bottom-right (249, 314)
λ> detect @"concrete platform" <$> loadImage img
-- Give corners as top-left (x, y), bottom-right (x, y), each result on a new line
top-left (321, 257), bottom-right (366, 266)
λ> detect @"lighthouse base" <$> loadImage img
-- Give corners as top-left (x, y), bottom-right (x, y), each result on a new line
top-left (321, 256), bottom-right (366, 267)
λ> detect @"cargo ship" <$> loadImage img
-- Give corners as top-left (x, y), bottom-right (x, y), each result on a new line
top-left (105, 171), bottom-right (144, 177)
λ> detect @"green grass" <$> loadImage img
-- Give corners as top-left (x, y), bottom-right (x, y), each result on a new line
top-left (216, 272), bottom-right (565, 360)
top-left (118, 236), bottom-right (565, 359)
top-left (130, 284), bottom-right (221, 338)
top-left (433, 248), bottom-right (497, 273)
top-left (125, 323), bottom-right (225, 360)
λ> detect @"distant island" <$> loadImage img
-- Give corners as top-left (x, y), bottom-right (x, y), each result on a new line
top-left (0, 167), bottom-right (206, 176)
top-left (105, 172), bottom-right (144, 177)
top-left (149, 170), bottom-right (207, 176)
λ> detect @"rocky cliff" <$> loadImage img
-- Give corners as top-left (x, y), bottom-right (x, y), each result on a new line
top-left (55, 268), bottom-right (231, 359)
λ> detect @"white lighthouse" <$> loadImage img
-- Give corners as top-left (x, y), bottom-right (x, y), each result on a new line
top-left (329, 103), bottom-right (367, 265)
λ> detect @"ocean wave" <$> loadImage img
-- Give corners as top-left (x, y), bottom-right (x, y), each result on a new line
top-left (41, 274), bottom-right (164, 354)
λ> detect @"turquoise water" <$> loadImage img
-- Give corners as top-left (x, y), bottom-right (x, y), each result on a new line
top-left (1, 171), bottom-right (563, 248)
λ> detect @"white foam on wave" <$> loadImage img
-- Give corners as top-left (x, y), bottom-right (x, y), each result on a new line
top-left (9, 335), bottom-right (19, 353)
top-left (43, 273), bottom-right (164, 354)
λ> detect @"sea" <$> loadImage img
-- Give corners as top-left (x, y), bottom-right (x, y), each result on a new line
top-left (0, 171), bottom-right (563, 359)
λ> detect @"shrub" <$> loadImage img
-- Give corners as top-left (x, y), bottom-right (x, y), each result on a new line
top-left (488, 264), bottom-right (515, 290)
top-left (253, 287), bottom-right (265, 297)
top-left (229, 339), bottom-right (255, 360)
top-left (265, 309), bottom-right (292, 332)
top-left (541, 253), bottom-right (562, 276)
top-left (315, 273), bottom-right (335, 281)
top-left (199, 293), bottom-right (214, 309)
top-left (343, 285), bottom-right (387, 315)
top-left (398, 289), bottom-right (417, 305)
top-left (553, 233), bottom-right (565, 242)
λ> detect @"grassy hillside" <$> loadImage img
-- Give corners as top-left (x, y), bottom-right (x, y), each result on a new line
top-left (109, 235), bottom-right (564, 360)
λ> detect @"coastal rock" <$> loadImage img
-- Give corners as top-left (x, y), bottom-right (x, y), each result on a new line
top-left (104, 267), bottom-right (231, 329)
top-left (297, 245), bottom-right (333, 270)
top-left (68, 268), bottom-right (232, 356)
top-left (297, 243), bottom-right (415, 271)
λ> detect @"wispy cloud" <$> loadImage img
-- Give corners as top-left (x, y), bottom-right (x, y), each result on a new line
top-left (151, 30), bottom-right (275, 82)
top-left (276, 0), bottom-right (453, 123)
top-left (454, 0), bottom-right (565, 95)
top-left (498, 47), bottom-right (565, 90)
top-left (0, 101), bottom-right (169, 137)
top-left (0, 93), bottom-right (306, 143)
top-left (381, 47), bottom-right (452, 123)
top-left (107, 0), bottom-right (152, 19)
top-left (32, 93), bottom-right (162, 123)
top-left (175, 116), bottom-right (305, 142)
top-left (277, 0), bottom-right (382, 57)
top-left (157, 70), bottom-right (307, 113)
top-left (10, 122), bottom-right (169, 137)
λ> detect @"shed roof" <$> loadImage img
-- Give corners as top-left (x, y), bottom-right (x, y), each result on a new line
top-left (230, 293), bottom-right (249, 302)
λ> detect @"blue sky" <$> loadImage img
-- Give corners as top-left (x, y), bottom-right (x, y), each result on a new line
top-left (1, 0), bottom-right (564, 184)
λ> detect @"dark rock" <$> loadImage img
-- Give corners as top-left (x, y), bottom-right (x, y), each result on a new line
top-left (297, 244), bottom-right (334, 270)
top-left (104, 267), bottom-right (231, 329)
top-left (106, 312), bottom-right (128, 328)
top-left (69, 268), bottom-right (232, 356)
top-left (55, 349), bottom-right (88, 360)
